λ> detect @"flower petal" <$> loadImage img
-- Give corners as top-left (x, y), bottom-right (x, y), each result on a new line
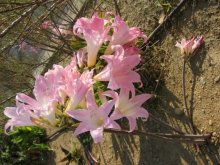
top-left (86, 90), bottom-right (98, 111)
top-left (90, 127), bottom-right (104, 143)
top-left (130, 94), bottom-right (152, 107)
top-left (127, 117), bottom-right (137, 132)
top-left (4, 107), bottom-right (18, 118)
top-left (74, 122), bottom-right (90, 136)
top-left (16, 93), bottom-right (38, 108)
top-left (67, 109), bottom-right (89, 122)
top-left (136, 107), bottom-right (149, 121)
top-left (105, 119), bottom-right (121, 130)
top-left (99, 100), bottom-right (115, 118)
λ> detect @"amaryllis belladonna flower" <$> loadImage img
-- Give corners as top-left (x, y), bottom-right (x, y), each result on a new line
top-left (175, 36), bottom-right (204, 59)
top-left (105, 16), bottom-right (147, 54)
top-left (4, 101), bottom-right (37, 134)
top-left (67, 90), bottom-right (120, 143)
top-left (94, 45), bottom-right (141, 94)
top-left (104, 89), bottom-right (151, 131)
top-left (64, 70), bottom-right (94, 112)
top-left (16, 75), bottom-right (60, 126)
top-left (73, 14), bottom-right (110, 67)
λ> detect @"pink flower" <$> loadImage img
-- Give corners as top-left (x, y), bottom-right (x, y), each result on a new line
top-left (29, 47), bottom-right (38, 54)
top-left (18, 41), bottom-right (27, 52)
top-left (4, 101), bottom-right (36, 134)
top-left (175, 36), bottom-right (204, 58)
top-left (105, 16), bottom-right (147, 54)
top-left (44, 58), bottom-right (80, 103)
top-left (73, 14), bottom-right (110, 67)
top-left (94, 45), bottom-right (141, 93)
top-left (41, 21), bottom-right (51, 29)
top-left (67, 90), bottom-right (120, 143)
top-left (64, 70), bottom-right (94, 112)
top-left (106, 89), bottom-right (151, 132)
top-left (52, 27), bottom-right (72, 36)
top-left (16, 75), bottom-right (60, 126)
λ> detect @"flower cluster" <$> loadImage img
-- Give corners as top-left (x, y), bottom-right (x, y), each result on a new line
top-left (4, 14), bottom-right (151, 143)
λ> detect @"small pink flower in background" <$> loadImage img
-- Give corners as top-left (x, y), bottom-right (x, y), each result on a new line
top-left (29, 47), bottom-right (38, 54)
top-left (18, 41), bottom-right (27, 52)
top-left (73, 14), bottom-right (110, 67)
top-left (105, 16), bottom-right (147, 54)
top-left (106, 89), bottom-right (151, 132)
top-left (175, 36), bottom-right (204, 58)
top-left (94, 45), bottom-right (141, 94)
top-left (41, 21), bottom-right (51, 29)
top-left (67, 90), bottom-right (120, 143)
top-left (4, 102), bottom-right (37, 134)
top-left (52, 27), bottom-right (72, 36)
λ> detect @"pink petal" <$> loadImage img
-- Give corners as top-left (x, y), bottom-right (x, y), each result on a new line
top-left (103, 90), bottom-right (118, 100)
top-left (84, 30), bottom-right (102, 67)
top-left (130, 94), bottom-right (152, 107)
top-left (76, 49), bottom-right (86, 68)
top-left (110, 111), bottom-right (124, 120)
top-left (136, 107), bottom-right (149, 121)
top-left (192, 36), bottom-right (204, 51)
top-left (67, 109), bottom-right (89, 121)
top-left (90, 127), bottom-right (104, 143)
top-left (99, 100), bottom-right (115, 118)
top-left (4, 121), bottom-right (13, 134)
top-left (114, 71), bottom-right (141, 88)
top-left (16, 93), bottom-right (38, 108)
top-left (120, 55), bottom-right (141, 69)
top-left (119, 88), bottom-right (130, 101)
top-left (100, 54), bottom-right (115, 62)
top-left (127, 117), bottom-right (137, 132)
top-left (4, 107), bottom-right (18, 118)
top-left (86, 90), bottom-right (98, 110)
top-left (74, 122), bottom-right (90, 136)
top-left (105, 119), bottom-right (121, 130)
top-left (124, 46), bottom-right (139, 56)
top-left (94, 65), bottom-right (111, 81)
top-left (97, 90), bottom-right (107, 103)
top-left (108, 77), bottom-right (119, 90)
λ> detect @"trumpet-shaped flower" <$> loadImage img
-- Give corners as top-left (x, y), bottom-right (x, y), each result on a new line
top-left (16, 75), bottom-right (60, 126)
top-left (73, 14), bottom-right (109, 67)
top-left (105, 16), bottom-right (147, 54)
top-left (4, 101), bottom-right (36, 134)
top-left (94, 45), bottom-right (141, 93)
top-left (67, 91), bottom-right (120, 143)
top-left (106, 89), bottom-right (151, 131)
top-left (44, 57), bottom-right (80, 103)
top-left (175, 36), bottom-right (204, 59)
top-left (64, 70), bottom-right (93, 112)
